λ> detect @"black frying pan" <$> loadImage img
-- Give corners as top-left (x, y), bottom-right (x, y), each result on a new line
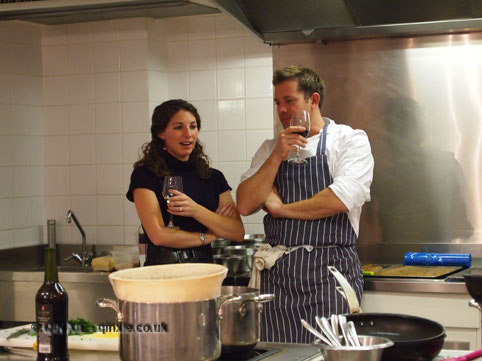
top-left (345, 313), bottom-right (445, 361)
top-left (464, 273), bottom-right (482, 303)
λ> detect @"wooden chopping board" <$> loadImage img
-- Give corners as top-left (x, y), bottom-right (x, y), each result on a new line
top-left (0, 324), bottom-right (119, 351)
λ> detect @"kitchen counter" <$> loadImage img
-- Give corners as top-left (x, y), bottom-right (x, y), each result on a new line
top-left (363, 276), bottom-right (469, 294)
top-left (0, 343), bottom-right (319, 361)
top-left (0, 265), bottom-right (472, 324)
top-left (1, 267), bottom-right (470, 294)
top-left (225, 271), bottom-right (472, 294)
top-left (0, 346), bottom-right (480, 361)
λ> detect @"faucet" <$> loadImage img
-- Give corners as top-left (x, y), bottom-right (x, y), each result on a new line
top-left (65, 210), bottom-right (93, 267)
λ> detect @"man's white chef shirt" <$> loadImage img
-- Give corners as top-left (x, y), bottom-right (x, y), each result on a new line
top-left (240, 118), bottom-right (374, 236)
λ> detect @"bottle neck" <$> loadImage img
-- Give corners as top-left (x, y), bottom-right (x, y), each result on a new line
top-left (44, 247), bottom-right (59, 282)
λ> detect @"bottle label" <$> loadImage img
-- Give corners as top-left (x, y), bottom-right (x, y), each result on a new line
top-left (38, 338), bottom-right (51, 354)
top-left (37, 304), bottom-right (68, 355)
top-left (37, 304), bottom-right (53, 354)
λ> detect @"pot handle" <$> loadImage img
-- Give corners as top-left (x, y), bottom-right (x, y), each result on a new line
top-left (218, 295), bottom-right (243, 320)
top-left (238, 293), bottom-right (275, 316)
top-left (96, 298), bottom-right (123, 322)
top-left (328, 266), bottom-right (361, 314)
top-left (253, 294), bottom-right (275, 303)
top-left (469, 299), bottom-right (482, 312)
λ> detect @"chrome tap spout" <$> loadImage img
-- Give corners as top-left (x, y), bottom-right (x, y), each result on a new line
top-left (65, 210), bottom-right (91, 267)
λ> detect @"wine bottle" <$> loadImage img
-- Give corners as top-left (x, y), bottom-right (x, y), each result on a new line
top-left (35, 219), bottom-right (69, 361)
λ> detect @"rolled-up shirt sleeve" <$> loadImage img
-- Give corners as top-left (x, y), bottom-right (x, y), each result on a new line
top-left (328, 128), bottom-right (374, 212)
top-left (240, 138), bottom-right (276, 182)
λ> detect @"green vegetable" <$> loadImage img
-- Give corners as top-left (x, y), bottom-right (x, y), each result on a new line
top-left (9, 318), bottom-right (98, 339)
top-left (67, 318), bottom-right (97, 335)
top-left (6, 328), bottom-right (31, 339)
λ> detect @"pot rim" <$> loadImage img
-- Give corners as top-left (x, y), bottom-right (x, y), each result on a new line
top-left (313, 335), bottom-right (394, 351)
top-left (220, 286), bottom-right (260, 297)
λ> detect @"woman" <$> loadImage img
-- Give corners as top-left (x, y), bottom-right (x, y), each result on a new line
top-left (126, 99), bottom-right (245, 265)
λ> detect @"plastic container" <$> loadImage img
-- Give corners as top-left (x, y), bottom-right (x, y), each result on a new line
top-left (110, 246), bottom-right (140, 270)
top-left (403, 252), bottom-right (471, 267)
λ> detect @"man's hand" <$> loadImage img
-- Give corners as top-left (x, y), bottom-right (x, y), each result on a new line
top-left (263, 187), bottom-right (284, 218)
top-left (272, 126), bottom-right (308, 161)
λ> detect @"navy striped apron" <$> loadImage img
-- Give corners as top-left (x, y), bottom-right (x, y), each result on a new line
top-left (260, 119), bottom-right (364, 344)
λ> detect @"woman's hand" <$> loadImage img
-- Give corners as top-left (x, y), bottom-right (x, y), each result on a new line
top-left (216, 202), bottom-right (236, 217)
top-left (167, 189), bottom-right (200, 217)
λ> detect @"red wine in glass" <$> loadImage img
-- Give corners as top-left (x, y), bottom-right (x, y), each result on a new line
top-left (296, 130), bottom-right (309, 138)
top-left (289, 110), bottom-right (311, 164)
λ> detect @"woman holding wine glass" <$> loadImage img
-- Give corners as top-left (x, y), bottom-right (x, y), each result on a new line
top-left (126, 99), bottom-right (245, 266)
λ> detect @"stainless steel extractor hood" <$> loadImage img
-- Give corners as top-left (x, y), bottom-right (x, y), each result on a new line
top-left (212, 0), bottom-right (482, 44)
top-left (0, 0), bottom-right (220, 25)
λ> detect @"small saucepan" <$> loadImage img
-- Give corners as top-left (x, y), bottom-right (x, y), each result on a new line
top-left (219, 286), bottom-right (274, 352)
top-left (223, 245), bottom-right (256, 273)
top-left (213, 254), bottom-right (243, 275)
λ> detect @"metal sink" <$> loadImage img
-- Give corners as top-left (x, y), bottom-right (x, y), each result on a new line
top-left (0, 245), bottom-right (124, 324)
top-left (21, 265), bottom-right (94, 273)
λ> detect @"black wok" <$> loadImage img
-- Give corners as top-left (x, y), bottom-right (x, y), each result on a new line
top-left (345, 313), bottom-right (445, 361)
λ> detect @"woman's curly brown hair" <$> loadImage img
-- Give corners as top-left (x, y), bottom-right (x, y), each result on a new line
top-left (134, 99), bottom-right (211, 179)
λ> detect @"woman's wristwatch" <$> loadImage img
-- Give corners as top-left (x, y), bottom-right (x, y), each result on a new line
top-left (199, 232), bottom-right (205, 246)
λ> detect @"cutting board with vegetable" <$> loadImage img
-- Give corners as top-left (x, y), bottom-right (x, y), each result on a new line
top-left (0, 319), bottom-right (119, 351)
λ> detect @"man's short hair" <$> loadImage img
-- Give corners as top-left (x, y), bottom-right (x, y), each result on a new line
top-left (273, 65), bottom-right (325, 109)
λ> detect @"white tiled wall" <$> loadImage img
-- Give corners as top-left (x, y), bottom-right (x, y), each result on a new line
top-left (0, 14), bottom-right (273, 250)
top-left (41, 18), bottom-right (161, 246)
top-left (166, 15), bottom-right (274, 234)
top-left (0, 21), bottom-right (45, 250)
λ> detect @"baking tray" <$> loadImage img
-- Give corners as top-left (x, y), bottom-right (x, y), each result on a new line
top-left (362, 264), bottom-right (466, 279)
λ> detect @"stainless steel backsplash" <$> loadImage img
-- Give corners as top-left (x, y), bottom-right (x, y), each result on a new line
top-left (274, 32), bottom-right (482, 260)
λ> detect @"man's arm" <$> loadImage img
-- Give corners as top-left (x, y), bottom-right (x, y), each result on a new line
top-left (236, 153), bottom-right (282, 216)
top-left (264, 187), bottom-right (348, 220)
top-left (237, 126), bottom-right (307, 216)
top-left (264, 127), bottom-right (374, 221)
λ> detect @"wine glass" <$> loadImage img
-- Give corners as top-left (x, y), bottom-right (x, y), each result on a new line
top-left (289, 110), bottom-right (311, 165)
top-left (162, 176), bottom-right (183, 229)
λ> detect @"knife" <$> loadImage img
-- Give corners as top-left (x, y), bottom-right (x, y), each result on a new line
top-left (0, 345), bottom-right (36, 357)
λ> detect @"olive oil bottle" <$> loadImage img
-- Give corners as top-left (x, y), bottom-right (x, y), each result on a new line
top-left (35, 220), bottom-right (69, 361)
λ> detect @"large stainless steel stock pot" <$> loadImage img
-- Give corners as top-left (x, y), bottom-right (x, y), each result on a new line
top-left (97, 263), bottom-right (240, 361)
top-left (97, 296), bottom-right (242, 361)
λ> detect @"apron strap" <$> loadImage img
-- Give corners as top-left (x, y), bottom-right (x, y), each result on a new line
top-left (317, 118), bottom-right (330, 156)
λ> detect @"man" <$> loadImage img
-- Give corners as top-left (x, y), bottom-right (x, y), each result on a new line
top-left (237, 65), bottom-right (374, 343)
